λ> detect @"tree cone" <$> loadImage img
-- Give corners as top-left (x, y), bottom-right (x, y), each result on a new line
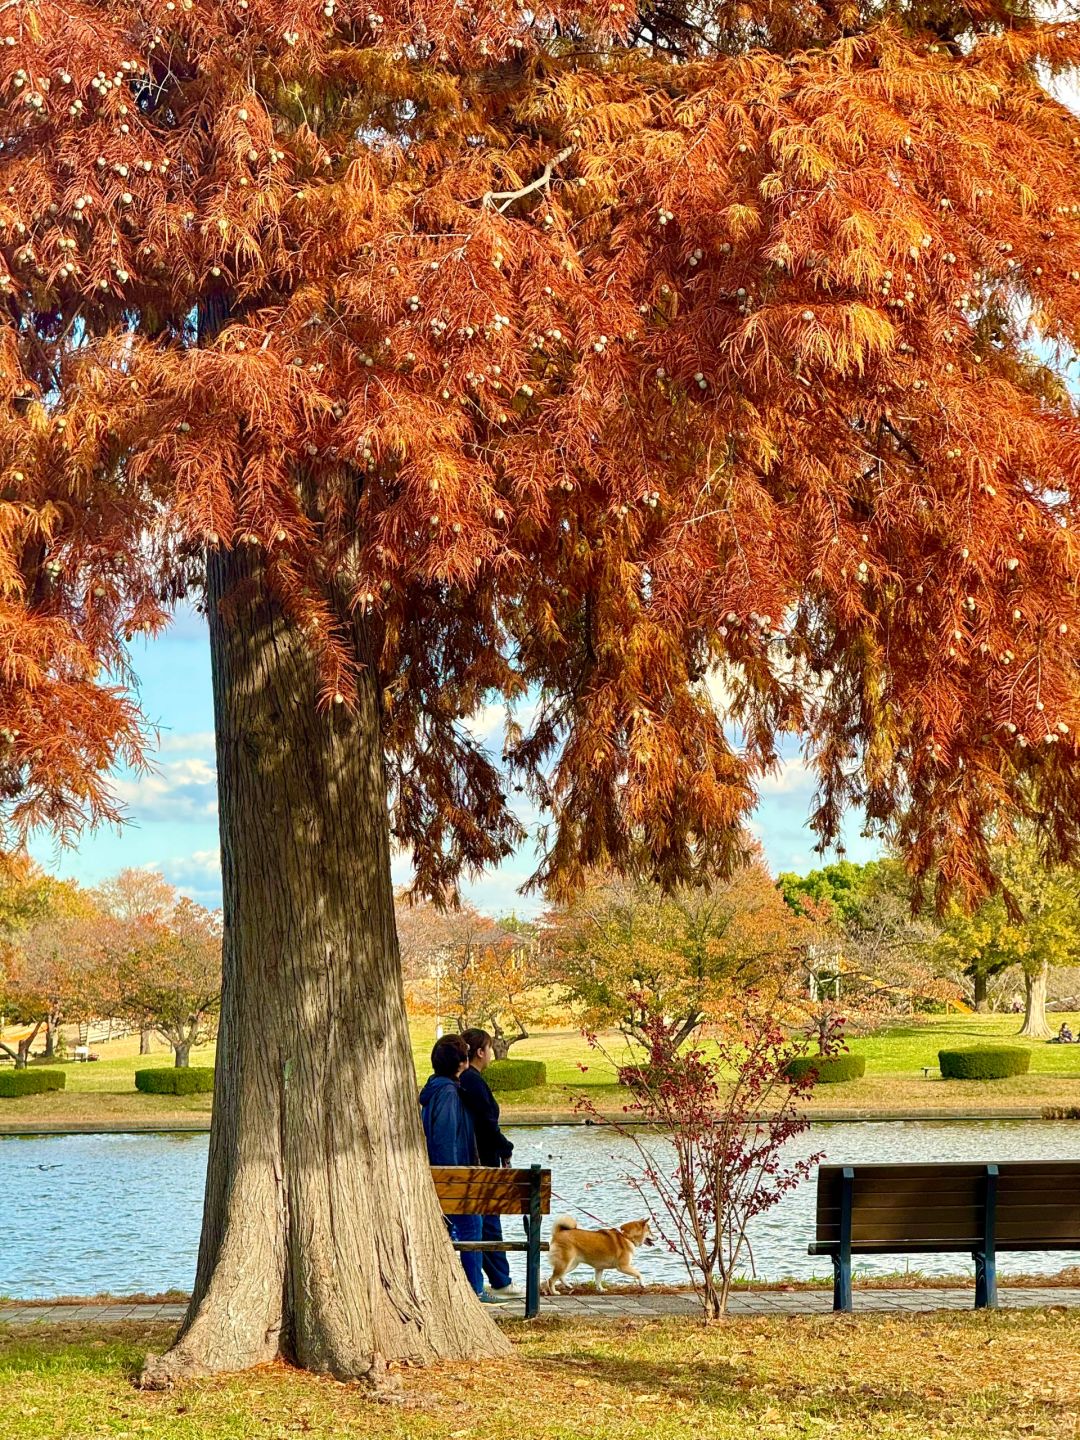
top-left (141, 549), bottom-right (507, 1384)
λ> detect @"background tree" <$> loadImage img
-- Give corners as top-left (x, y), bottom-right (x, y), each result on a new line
top-left (112, 896), bottom-right (223, 1066)
top-left (936, 842), bottom-right (1080, 1039)
top-left (782, 859), bottom-right (958, 1047)
top-left (5, 0), bottom-right (1080, 1386)
top-left (399, 901), bottom-right (552, 1056)
top-left (0, 867), bottom-right (98, 1066)
top-left (95, 868), bottom-right (185, 1051)
top-left (549, 860), bottom-right (807, 1051)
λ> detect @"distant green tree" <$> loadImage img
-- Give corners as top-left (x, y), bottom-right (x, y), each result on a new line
top-left (937, 843), bottom-right (1080, 1040)
top-left (777, 861), bottom-right (873, 927)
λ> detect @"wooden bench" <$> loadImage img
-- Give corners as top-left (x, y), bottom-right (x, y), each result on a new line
top-left (810, 1161), bottom-right (1080, 1311)
top-left (432, 1164), bottom-right (551, 1318)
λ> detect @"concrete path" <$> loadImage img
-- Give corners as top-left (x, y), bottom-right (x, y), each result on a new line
top-left (2, 1287), bottom-right (1078, 1327)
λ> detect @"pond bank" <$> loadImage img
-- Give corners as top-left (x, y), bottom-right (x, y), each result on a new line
top-left (0, 1105), bottom-right (1054, 1135)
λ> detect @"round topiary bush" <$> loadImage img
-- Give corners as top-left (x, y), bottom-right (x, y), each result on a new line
top-left (484, 1058), bottom-right (547, 1092)
top-left (938, 1047), bottom-right (1031, 1080)
top-left (0, 1068), bottom-right (67, 1098)
top-left (783, 1053), bottom-right (867, 1085)
top-left (135, 1066), bottom-right (215, 1095)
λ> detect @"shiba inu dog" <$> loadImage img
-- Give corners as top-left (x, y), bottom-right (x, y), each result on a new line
top-left (541, 1215), bottom-right (655, 1293)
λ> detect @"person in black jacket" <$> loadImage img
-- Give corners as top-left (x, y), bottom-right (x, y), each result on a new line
top-left (419, 1034), bottom-right (491, 1300)
top-left (459, 1028), bottom-right (520, 1298)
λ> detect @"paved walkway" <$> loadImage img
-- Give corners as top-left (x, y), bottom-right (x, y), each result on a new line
top-left (2, 1287), bottom-right (1078, 1327)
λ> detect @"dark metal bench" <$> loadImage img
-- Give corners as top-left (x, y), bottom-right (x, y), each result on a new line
top-left (810, 1161), bottom-right (1080, 1311)
top-left (432, 1163), bottom-right (551, 1318)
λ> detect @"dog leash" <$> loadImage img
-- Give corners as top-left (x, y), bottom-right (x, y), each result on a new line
top-left (547, 1188), bottom-right (619, 1229)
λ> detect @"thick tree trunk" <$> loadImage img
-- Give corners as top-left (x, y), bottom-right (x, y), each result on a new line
top-left (140, 1028), bottom-right (152, 1055)
top-left (1018, 962), bottom-right (1052, 1040)
top-left (142, 548), bottom-right (503, 1388)
top-left (972, 971), bottom-right (989, 1013)
top-left (43, 1022), bottom-right (54, 1059)
top-left (174, 1042), bottom-right (191, 1068)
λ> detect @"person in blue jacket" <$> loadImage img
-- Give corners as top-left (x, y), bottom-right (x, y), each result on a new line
top-left (459, 1028), bottom-right (520, 1299)
top-left (419, 1034), bottom-right (508, 1303)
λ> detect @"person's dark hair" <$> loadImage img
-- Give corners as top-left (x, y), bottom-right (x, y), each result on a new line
top-left (430, 1034), bottom-right (469, 1078)
top-left (462, 1028), bottom-right (493, 1061)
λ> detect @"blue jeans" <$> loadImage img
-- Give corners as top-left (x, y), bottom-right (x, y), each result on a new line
top-left (448, 1213), bottom-right (484, 1294)
top-left (481, 1214), bottom-right (512, 1290)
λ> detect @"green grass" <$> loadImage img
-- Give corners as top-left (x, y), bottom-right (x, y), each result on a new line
top-left (3, 1014), bottom-right (1080, 1126)
top-left (1, 1311), bottom-right (1078, 1438)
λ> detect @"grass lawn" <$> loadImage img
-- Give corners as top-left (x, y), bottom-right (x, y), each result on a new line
top-left (2, 1014), bottom-right (1079, 1126)
top-left (1, 1311), bottom-right (1077, 1439)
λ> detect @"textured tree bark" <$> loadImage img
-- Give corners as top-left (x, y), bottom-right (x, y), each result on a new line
top-left (140, 1028), bottom-right (152, 1055)
top-left (1018, 962), bottom-right (1052, 1040)
top-left (43, 1021), bottom-right (55, 1059)
top-left (141, 548), bottom-right (505, 1387)
top-left (173, 1040), bottom-right (191, 1068)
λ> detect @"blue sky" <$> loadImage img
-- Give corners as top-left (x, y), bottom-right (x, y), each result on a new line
top-left (30, 607), bottom-right (878, 916)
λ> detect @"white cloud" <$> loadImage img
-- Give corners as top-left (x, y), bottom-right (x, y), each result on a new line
top-left (156, 730), bottom-right (216, 756)
top-left (758, 756), bottom-right (814, 796)
top-left (145, 848), bottom-right (222, 907)
top-left (113, 757), bottom-right (219, 823)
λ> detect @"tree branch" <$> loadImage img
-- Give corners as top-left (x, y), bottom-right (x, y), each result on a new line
top-left (480, 148), bottom-right (574, 214)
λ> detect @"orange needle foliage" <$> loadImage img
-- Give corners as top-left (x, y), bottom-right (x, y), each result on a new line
top-left (2, 0), bottom-right (1080, 903)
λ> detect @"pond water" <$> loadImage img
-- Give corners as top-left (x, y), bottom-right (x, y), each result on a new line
top-left (4, 1121), bottom-right (1080, 1299)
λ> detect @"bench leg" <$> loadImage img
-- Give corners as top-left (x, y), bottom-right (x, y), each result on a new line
top-left (832, 1252), bottom-right (852, 1312)
top-left (973, 1251), bottom-right (997, 1310)
top-left (525, 1162), bottom-right (543, 1319)
top-left (525, 1216), bottom-right (540, 1319)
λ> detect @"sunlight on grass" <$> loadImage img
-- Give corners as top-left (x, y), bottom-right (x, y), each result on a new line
top-left (1, 1311), bottom-right (1077, 1439)
top-left (3, 1015), bottom-right (1080, 1124)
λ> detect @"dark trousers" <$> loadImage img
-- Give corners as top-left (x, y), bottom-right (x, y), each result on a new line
top-left (447, 1213), bottom-right (484, 1294)
top-left (481, 1213), bottom-right (512, 1289)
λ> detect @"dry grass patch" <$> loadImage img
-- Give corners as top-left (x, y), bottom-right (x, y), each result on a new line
top-left (2, 1309), bottom-right (1079, 1439)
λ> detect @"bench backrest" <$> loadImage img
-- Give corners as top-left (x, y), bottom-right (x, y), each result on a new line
top-left (816, 1161), bottom-right (1080, 1252)
top-left (432, 1165), bottom-right (552, 1216)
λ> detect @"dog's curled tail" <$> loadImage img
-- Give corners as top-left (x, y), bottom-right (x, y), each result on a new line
top-left (551, 1215), bottom-right (578, 1234)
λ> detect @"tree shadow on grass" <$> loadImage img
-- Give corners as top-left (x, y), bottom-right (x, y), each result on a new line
top-left (506, 1318), bottom-right (1067, 1430)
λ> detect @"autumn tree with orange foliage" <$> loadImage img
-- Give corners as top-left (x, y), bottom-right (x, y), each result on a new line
top-left (0, 862), bottom-right (100, 1064)
top-left (548, 860), bottom-right (808, 1050)
top-left (398, 899), bottom-right (551, 1055)
top-left (4, 0), bottom-right (1080, 1385)
top-left (109, 894), bottom-right (222, 1066)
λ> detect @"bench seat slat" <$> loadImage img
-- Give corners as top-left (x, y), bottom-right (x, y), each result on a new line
top-left (810, 1238), bottom-right (1080, 1255)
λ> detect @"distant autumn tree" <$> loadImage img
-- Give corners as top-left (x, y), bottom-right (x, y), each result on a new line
top-left (782, 859), bottom-right (958, 1048)
top-left (95, 867), bottom-right (184, 1051)
top-left (4, 0), bottom-right (1080, 1386)
top-left (94, 868), bottom-right (178, 926)
top-left (398, 900), bottom-right (551, 1057)
top-left (8, 911), bottom-right (118, 1060)
top-left (111, 895), bottom-right (222, 1066)
top-left (0, 865), bottom-right (99, 1066)
top-left (937, 840), bottom-right (1080, 1039)
top-left (549, 861), bottom-right (807, 1051)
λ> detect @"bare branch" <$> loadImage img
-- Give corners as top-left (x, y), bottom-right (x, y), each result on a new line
top-left (480, 147), bottom-right (574, 214)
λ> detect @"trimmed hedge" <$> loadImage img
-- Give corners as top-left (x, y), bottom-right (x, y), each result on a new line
top-left (0, 1068), bottom-right (67, 1098)
top-left (135, 1066), bottom-right (215, 1095)
top-left (938, 1047), bottom-right (1031, 1080)
top-left (485, 1059), bottom-right (547, 1092)
top-left (784, 1053), bottom-right (867, 1085)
